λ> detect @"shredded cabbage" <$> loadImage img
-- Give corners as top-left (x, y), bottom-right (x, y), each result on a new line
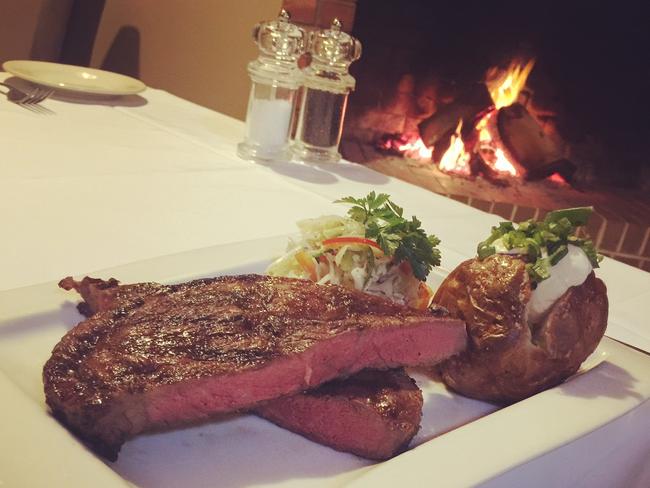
top-left (296, 215), bottom-right (364, 246)
top-left (267, 215), bottom-right (431, 308)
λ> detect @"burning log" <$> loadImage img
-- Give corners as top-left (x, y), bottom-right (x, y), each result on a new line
top-left (418, 83), bottom-right (493, 148)
top-left (497, 103), bottom-right (575, 181)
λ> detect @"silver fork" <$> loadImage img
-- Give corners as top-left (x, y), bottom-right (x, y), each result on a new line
top-left (0, 82), bottom-right (54, 112)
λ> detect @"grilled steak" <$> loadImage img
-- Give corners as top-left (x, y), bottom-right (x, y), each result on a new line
top-left (59, 276), bottom-right (428, 459)
top-left (59, 276), bottom-right (163, 318)
top-left (47, 275), bottom-right (465, 460)
top-left (257, 368), bottom-right (422, 460)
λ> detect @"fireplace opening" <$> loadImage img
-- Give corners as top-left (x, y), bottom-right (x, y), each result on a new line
top-left (342, 0), bottom-right (649, 188)
top-left (332, 0), bottom-right (650, 271)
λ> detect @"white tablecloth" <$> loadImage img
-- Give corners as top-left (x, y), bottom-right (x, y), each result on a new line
top-left (1, 74), bottom-right (649, 487)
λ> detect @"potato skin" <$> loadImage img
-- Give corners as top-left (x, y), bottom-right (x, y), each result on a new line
top-left (433, 254), bottom-right (608, 404)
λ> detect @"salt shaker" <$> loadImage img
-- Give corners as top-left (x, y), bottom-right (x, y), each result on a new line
top-left (292, 19), bottom-right (362, 163)
top-left (237, 10), bottom-right (305, 161)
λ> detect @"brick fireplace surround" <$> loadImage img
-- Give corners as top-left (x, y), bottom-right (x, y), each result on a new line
top-left (284, 0), bottom-right (650, 272)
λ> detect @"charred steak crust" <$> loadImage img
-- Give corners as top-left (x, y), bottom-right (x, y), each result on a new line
top-left (58, 276), bottom-right (165, 317)
top-left (255, 368), bottom-right (423, 460)
top-left (45, 274), bottom-right (465, 460)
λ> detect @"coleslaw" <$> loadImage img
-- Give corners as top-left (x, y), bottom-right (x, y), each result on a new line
top-left (267, 193), bottom-right (440, 309)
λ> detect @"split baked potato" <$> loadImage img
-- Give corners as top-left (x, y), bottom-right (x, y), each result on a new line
top-left (433, 253), bottom-right (608, 404)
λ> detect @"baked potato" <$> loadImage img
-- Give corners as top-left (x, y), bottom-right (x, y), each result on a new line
top-left (433, 254), bottom-right (608, 404)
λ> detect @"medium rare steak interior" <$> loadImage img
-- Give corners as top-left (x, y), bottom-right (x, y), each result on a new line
top-left (46, 274), bottom-right (465, 460)
top-left (257, 368), bottom-right (423, 460)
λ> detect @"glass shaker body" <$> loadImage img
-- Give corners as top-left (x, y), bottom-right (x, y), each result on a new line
top-left (293, 82), bottom-right (349, 163)
top-left (292, 19), bottom-right (361, 164)
top-left (239, 70), bottom-right (300, 161)
top-left (237, 10), bottom-right (304, 162)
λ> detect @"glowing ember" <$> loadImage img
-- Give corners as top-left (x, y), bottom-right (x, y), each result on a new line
top-left (378, 134), bottom-right (433, 160)
top-left (485, 59), bottom-right (535, 110)
top-left (475, 111), bottom-right (518, 176)
top-left (398, 136), bottom-right (433, 159)
top-left (439, 119), bottom-right (471, 175)
top-left (548, 172), bottom-right (568, 185)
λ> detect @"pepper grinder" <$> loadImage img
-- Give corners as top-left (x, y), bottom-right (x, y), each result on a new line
top-left (292, 19), bottom-right (362, 163)
top-left (237, 10), bottom-right (305, 162)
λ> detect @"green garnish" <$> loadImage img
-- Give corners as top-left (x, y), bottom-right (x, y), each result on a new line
top-left (336, 192), bottom-right (441, 280)
top-left (477, 206), bottom-right (603, 283)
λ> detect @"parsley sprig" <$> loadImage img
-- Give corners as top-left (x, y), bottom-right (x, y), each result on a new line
top-left (477, 207), bottom-right (603, 283)
top-left (335, 192), bottom-right (441, 280)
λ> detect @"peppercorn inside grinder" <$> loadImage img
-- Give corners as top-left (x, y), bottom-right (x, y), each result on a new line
top-left (292, 19), bottom-right (362, 163)
top-left (237, 10), bottom-right (305, 162)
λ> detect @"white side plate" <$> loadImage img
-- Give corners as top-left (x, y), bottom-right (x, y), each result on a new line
top-left (0, 236), bottom-right (648, 488)
top-left (3, 60), bottom-right (146, 95)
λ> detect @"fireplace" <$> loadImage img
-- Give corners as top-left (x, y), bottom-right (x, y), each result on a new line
top-left (283, 0), bottom-right (650, 272)
top-left (342, 1), bottom-right (648, 183)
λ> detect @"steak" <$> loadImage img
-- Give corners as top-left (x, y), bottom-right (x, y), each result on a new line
top-left (60, 276), bottom-right (428, 459)
top-left (257, 368), bottom-right (423, 460)
top-left (47, 275), bottom-right (465, 460)
top-left (59, 276), bottom-right (164, 318)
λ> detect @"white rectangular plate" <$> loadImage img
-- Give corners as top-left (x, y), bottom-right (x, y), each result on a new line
top-left (1, 236), bottom-right (649, 487)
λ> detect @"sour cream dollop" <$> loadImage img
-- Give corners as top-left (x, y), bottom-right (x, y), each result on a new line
top-left (527, 244), bottom-right (593, 323)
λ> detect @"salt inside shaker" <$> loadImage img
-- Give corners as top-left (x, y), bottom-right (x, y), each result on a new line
top-left (292, 19), bottom-right (362, 163)
top-left (237, 10), bottom-right (305, 161)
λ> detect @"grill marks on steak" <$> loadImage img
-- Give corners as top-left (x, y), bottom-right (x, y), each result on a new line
top-left (47, 275), bottom-right (465, 460)
top-left (256, 368), bottom-right (423, 460)
top-left (57, 276), bottom-right (430, 459)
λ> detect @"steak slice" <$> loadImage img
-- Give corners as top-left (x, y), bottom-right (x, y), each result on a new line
top-left (59, 276), bottom-right (429, 460)
top-left (256, 368), bottom-right (422, 460)
top-left (47, 275), bottom-right (465, 460)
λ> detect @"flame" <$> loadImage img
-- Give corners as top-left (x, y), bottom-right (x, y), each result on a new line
top-left (397, 137), bottom-right (433, 159)
top-left (378, 134), bottom-right (433, 160)
top-left (475, 111), bottom-right (518, 176)
top-left (439, 119), bottom-right (471, 175)
top-left (485, 59), bottom-right (535, 109)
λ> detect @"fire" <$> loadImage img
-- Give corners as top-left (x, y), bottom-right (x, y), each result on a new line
top-left (436, 59), bottom-right (534, 177)
top-left (439, 119), bottom-right (471, 175)
top-left (475, 111), bottom-right (518, 176)
top-left (380, 57), bottom-right (540, 181)
top-left (548, 172), bottom-right (568, 185)
top-left (485, 59), bottom-right (535, 109)
top-left (378, 134), bottom-right (433, 160)
top-left (397, 136), bottom-right (433, 159)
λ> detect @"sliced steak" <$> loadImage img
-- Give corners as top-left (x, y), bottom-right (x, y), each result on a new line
top-left (256, 368), bottom-right (422, 460)
top-left (59, 276), bottom-right (429, 459)
top-left (47, 275), bottom-right (465, 460)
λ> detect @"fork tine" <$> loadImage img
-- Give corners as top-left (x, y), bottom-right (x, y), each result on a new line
top-left (34, 97), bottom-right (54, 114)
top-left (16, 91), bottom-right (33, 105)
top-left (20, 87), bottom-right (50, 105)
top-left (26, 96), bottom-right (54, 114)
top-left (7, 84), bottom-right (53, 112)
top-left (20, 101), bottom-right (40, 113)
top-left (28, 101), bottom-right (46, 113)
top-left (23, 89), bottom-right (40, 104)
top-left (25, 88), bottom-right (50, 105)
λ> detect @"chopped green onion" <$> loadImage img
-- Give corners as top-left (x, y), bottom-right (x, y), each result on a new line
top-left (549, 244), bottom-right (568, 265)
top-left (545, 207), bottom-right (593, 226)
top-left (478, 244), bottom-right (496, 259)
top-left (476, 206), bottom-right (601, 283)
